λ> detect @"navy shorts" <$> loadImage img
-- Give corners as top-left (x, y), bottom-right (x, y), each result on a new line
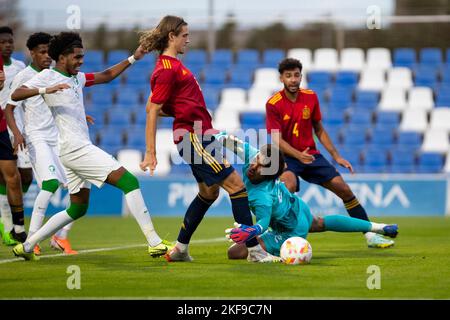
top-left (0, 130), bottom-right (17, 161)
top-left (177, 132), bottom-right (235, 186)
top-left (284, 154), bottom-right (340, 192)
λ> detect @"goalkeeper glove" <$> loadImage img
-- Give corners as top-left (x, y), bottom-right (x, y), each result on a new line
top-left (225, 222), bottom-right (263, 244)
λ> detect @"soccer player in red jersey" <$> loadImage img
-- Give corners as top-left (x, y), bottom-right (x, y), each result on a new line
top-left (266, 58), bottom-right (394, 248)
top-left (139, 15), bottom-right (278, 262)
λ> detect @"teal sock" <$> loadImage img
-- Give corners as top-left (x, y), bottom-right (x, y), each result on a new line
top-left (323, 215), bottom-right (371, 233)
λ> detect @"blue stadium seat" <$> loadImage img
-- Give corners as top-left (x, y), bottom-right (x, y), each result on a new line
top-left (435, 90), bottom-right (450, 107)
top-left (203, 89), bottom-right (220, 110)
top-left (393, 48), bottom-right (416, 68)
top-left (389, 148), bottom-right (416, 173)
top-left (354, 90), bottom-right (379, 110)
top-left (446, 48), bottom-right (450, 64)
top-left (322, 109), bottom-right (345, 126)
top-left (85, 109), bottom-right (106, 126)
top-left (107, 50), bottom-right (129, 65)
top-left (240, 112), bottom-right (266, 130)
top-left (397, 131), bottom-right (422, 149)
top-left (347, 109), bottom-right (373, 126)
top-left (440, 65), bottom-right (450, 85)
top-left (328, 87), bottom-right (353, 110)
top-left (107, 109), bottom-right (132, 126)
top-left (307, 71), bottom-right (333, 87)
top-left (124, 66), bottom-right (150, 85)
top-left (98, 127), bottom-right (124, 146)
top-left (228, 69), bottom-right (253, 89)
top-left (262, 49), bottom-right (285, 67)
top-left (81, 62), bottom-right (105, 73)
top-left (236, 49), bottom-right (260, 65)
top-left (139, 53), bottom-right (156, 70)
top-left (84, 50), bottom-right (104, 65)
top-left (158, 117), bottom-right (173, 129)
top-left (414, 65), bottom-right (438, 88)
top-left (116, 87), bottom-right (141, 106)
top-left (417, 152), bottom-right (445, 173)
top-left (375, 111), bottom-right (400, 127)
top-left (420, 48), bottom-right (443, 67)
top-left (12, 51), bottom-right (27, 63)
top-left (202, 66), bottom-right (228, 86)
top-left (341, 127), bottom-right (367, 147)
top-left (90, 88), bottom-right (114, 108)
top-left (362, 150), bottom-right (388, 173)
top-left (211, 49), bottom-right (233, 67)
top-left (184, 49), bottom-right (207, 66)
top-left (369, 128), bottom-right (395, 147)
top-left (125, 130), bottom-right (146, 148)
top-left (334, 71), bottom-right (358, 88)
top-left (170, 162), bottom-right (192, 176)
top-left (335, 145), bottom-right (362, 166)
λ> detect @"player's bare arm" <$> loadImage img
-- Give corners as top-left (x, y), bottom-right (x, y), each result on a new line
top-left (0, 70), bottom-right (5, 90)
top-left (272, 131), bottom-right (314, 164)
top-left (11, 83), bottom-right (70, 101)
top-left (313, 120), bottom-right (353, 173)
top-left (4, 103), bottom-right (25, 153)
top-left (140, 99), bottom-right (163, 176)
top-left (92, 45), bottom-right (148, 85)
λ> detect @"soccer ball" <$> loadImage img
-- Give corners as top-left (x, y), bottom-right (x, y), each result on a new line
top-left (280, 237), bottom-right (312, 265)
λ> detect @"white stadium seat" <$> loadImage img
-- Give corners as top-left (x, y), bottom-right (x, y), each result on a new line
top-left (313, 48), bottom-right (338, 71)
top-left (429, 107), bottom-right (450, 132)
top-left (407, 87), bottom-right (435, 110)
top-left (444, 150), bottom-right (450, 173)
top-left (379, 87), bottom-right (408, 111)
top-left (421, 129), bottom-right (450, 153)
top-left (252, 68), bottom-right (282, 91)
top-left (117, 149), bottom-right (144, 176)
top-left (358, 68), bottom-right (385, 91)
top-left (218, 88), bottom-right (247, 111)
top-left (366, 48), bottom-right (392, 71)
top-left (213, 109), bottom-right (241, 131)
top-left (339, 48), bottom-right (365, 71)
top-left (386, 67), bottom-right (413, 89)
top-left (247, 87), bottom-right (276, 111)
top-left (287, 48), bottom-right (313, 71)
top-left (400, 109), bottom-right (428, 133)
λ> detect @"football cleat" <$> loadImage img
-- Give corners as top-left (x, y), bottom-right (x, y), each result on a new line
top-left (164, 246), bottom-right (193, 262)
top-left (367, 234), bottom-right (395, 248)
top-left (148, 239), bottom-right (174, 258)
top-left (12, 243), bottom-right (40, 261)
top-left (10, 230), bottom-right (27, 243)
top-left (50, 235), bottom-right (78, 255)
top-left (33, 244), bottom-right (41, 256)
top-left (0, 223), bottom-right (18, 246)
top-left (382, 224), bottom-right (398, 238)
top-left (247, 246), bottom-right (282, 263)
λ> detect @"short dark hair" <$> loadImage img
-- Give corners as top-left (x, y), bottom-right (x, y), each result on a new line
top-left (0, 26), bottom-right (13, 36)
top-left (26, 32), bottom-right (52, 50)
top-left (48, 32), bottom-right (83, 61)
top-left (278, 58), bottom-right (302, 74)
top-left (259, 144), bottom-right (285, 181)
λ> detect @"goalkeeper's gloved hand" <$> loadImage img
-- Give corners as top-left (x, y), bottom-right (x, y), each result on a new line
top-left (225, 222), bottom-right (263, 244)
top-left (213, 131), bottom-right (229, 145)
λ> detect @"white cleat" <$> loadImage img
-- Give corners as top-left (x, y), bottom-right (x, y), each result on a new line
top-left (164, 246), bottom-right (194, 262)
top-left (247, 246), bottom-right (282, 263)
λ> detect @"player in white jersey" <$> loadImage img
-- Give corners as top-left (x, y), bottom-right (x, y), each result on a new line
top-left (5, 32), bottom-right (78, 256)
top-left (10, 32), bottom-right (173, 261)
top-left (0, 26), bottom-right (28, 246)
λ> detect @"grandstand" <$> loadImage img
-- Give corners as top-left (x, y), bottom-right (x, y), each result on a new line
top-left (14, 46), bottom-right (450, 175)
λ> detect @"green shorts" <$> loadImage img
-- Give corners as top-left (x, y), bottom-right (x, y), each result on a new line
top-left (260, 202), bottom-right (314, 257)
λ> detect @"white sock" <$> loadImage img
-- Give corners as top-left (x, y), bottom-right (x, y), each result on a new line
top-left (247, 244), bottom-right (263, 252)
top-left (125, 189), bottom-right (162, 247)
top-left (369, 223), bottom-right (387, 234)
top-left (23, 210), bottom-right (74, 253)
top-left (29, 190), bottom-right (53, 235)
top-left (176, 241), bottom-right (188, 252)
top-left (14, 225), bottom-right (25, 233)
top-left (55, 221), bottom-right (73, 239)
top-left (0, 194), bottom-right (13, 232)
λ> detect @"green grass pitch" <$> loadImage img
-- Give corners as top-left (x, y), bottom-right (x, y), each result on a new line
top-left (0, 216), bottom-right (449, 299)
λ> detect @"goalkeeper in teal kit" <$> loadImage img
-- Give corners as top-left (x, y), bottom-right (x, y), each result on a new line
top-left (216, 133), bottom-right (399, 259)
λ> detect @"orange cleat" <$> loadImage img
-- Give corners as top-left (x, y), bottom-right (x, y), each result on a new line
top-left (33, 244), bottom-right (41, 256)
top-left (50, 235), bottom-right (78, 255)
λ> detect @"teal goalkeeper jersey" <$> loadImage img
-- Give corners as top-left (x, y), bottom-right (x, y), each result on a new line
top-left (241, 142), bottom-right (303, 234)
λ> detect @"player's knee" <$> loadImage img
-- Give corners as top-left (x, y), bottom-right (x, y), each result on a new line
top-left (116, 170), bottom-right (140, 194)
top-left (339, 184), bottom-right (354, 200)
top-left (4, 172), bottom-right (21, 189)
top-left (280, 172), bottom-right (297, 193)
top-left (42, 179), bottom-right (60, 193)
top-left (227, 243), bottom-right (247, 260)
top-left (66, 202), bottom-right (89, 220)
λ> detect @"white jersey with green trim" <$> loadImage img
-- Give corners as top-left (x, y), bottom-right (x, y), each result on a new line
top-left (24, 68), bottom-right (91, 156)
top-left (0, 58), bottom-right (26, 110)
top-left (7, 65), bottom-right (58, 144)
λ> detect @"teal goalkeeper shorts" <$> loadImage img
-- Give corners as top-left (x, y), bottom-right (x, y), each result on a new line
top-left (260, 202), bottom-right (314, 257)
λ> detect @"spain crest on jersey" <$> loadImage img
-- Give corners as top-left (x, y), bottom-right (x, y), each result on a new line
top-left (302, 105), bottom-right (310, 119)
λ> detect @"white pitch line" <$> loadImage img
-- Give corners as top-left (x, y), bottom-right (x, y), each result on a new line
top-left (0, 237), bottom-right (227, 265)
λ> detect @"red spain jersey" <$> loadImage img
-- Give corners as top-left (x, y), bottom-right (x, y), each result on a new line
top-left (266, 89), bottom-right (322, 155)
top-left (150, 55), bottom-right (215, 143)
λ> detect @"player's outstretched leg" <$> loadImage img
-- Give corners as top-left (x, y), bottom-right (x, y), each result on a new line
top-left (0, 183), bottom-right (17, 245)
top-left (111, 168), bottom-right (173, 257)
top-left (51, 222), bottom-right (78, 255)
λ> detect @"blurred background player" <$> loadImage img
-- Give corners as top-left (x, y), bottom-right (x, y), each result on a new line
top-left (214, 134), bottom-right (398, 258)
top-left (0, 26), bottom-right (27, 245)
top-left (5, 32), bottom-right (77, 255)
top-left (266, 58), bottom-right (395, 249)
top-left (139, 15), bottom-right (277, 263)
top-left (10, 32), bottom-right (172, 261)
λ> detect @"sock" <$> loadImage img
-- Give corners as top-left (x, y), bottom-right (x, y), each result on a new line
top-left (55, 221), bottom-right (73, 239)
top-left (29, 190), bottom-right (54, 235)
top-left (23, 210), bottom-right (74, 252)
top-left (176, 241), bottom-right (189, 253)
top-left (229, 188), bottom-right (259, 248)
top-left (369, 222), bottom-right (387, 233)
top-left (11, 204), bottom-right (25, 233)
top-left (323, 215), bottom-right (372, 233)
top-left (177, 194), bottom-right (214, 245)
top-left (344, 197), bottom-right (370, 221)
top-left (124, 189), bottom-right (162, 247)
top-left (247, 243), bottom-right (263, 252)
top-left (0, 193), bottom-right (13, 232)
